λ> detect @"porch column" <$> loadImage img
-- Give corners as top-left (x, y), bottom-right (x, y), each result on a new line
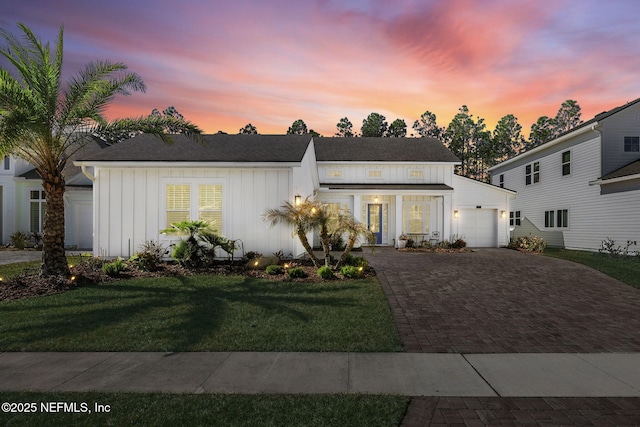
top-left (443, 193), bottom-right (452, 241)
top-left (395, 194), bottom-right (403, 247)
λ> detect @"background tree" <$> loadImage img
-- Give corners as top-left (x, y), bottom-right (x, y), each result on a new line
top-left (287, 119), bottom-right (308, 135)
top-left (0, 23), bottom-right (201, 277)
top-left (360, 112), bottom-right (388, 137)
top-left (335, 117), bottom-right (355, 137)
top-left (553, 99), bottom-right (583, 136)
top-left (239, 123), bottom-right (258, 134)
top-left (444, 106), bottom-right (475, 177)
top-left (527, 116), bottom-right (555, 149)
top-left (151, 105), bottom-right (184, 120)
top-left (412, 110), bottom-right (444, 139)
top-left (491, 114), bottom-right (525, 165)
top-left (386, 118), bottom-right (407, 137)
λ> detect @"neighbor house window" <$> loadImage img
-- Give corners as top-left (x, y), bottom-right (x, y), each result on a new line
top-left (499, 174), bottom-right (504, 188)
top-left (525, 162), bottom-right (540, 185)
top-left (624, 136), bottom-right (640, 152)
top-left (30, 190), bottom-right (46, 233)
top-left (509, 211), bottom-right (521, 226)
top-left (557, 209), bottom-right (568, 228)
top-left (3, 156), bottom-right (9, 170)
top-left (562, 151), bottom-right (571, 176)
top-left (544, 210), bottom-right (555, 228)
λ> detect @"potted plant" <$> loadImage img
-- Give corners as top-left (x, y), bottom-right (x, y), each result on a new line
top-left (397, 233), bottom-right (408, 249)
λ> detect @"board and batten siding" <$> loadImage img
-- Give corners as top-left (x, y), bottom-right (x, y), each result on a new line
top-left (318, 163), bottom-right (452, 185)
top-left (92, 167), bottom-right (297, 258)
top-left (492, 135), bottom-right (640, 251)
top-left (451, 175), bottom-right (513, 247)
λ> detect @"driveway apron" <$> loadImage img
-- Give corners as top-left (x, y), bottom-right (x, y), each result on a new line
top-left (365, 248), bottom-right (640, 353)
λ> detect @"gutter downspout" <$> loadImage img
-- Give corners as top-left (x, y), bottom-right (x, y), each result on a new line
top-left (81, 165), bottom-right (95, 182)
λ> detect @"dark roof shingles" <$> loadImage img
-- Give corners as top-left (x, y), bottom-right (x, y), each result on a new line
top-left (600, 159), bottom-right (640, 181)
top-left (78, 134), bottom-right (313, 163)
top-left (313, 137), bottom-right (459, 162)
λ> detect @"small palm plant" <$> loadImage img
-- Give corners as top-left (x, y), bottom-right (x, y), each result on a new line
top-left (162, 220), bottom-right (233, 268)
top-left (334, 213), bottom-right (375, 269)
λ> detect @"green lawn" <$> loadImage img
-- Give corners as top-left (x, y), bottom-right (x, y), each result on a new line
top-left (544, 248), bottom-right (640, 289)
top-left (0, 392), bottom-right (409, 427)
top-left (0, 274), bottom-right (401, 352)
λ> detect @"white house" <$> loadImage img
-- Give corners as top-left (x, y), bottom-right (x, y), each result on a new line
top-left (0, 137), bottom-right (103, 249)
top-left (489, 98), bottom-right (640, 251)
top-left (74, 134), bottom-right (515, 258)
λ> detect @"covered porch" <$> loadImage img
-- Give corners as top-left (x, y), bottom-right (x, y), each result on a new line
top-left (316, 184), bottom-right (453, 247)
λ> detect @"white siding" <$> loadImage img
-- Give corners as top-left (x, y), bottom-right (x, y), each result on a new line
top-left (92, 167), bottom-right (297, 258)
top-left (318, 163), bottom-right (452, 185)
top-left (451, 175), bottom-right (513, 247)
top-left (492, 135), bottom-right (640, 251)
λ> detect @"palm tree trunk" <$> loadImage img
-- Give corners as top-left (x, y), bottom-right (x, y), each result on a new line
top-left (319, 226), bottom-right (331, 267)
top-left (297, 229), bottom-right (320, 268)
top-left (335, 232), bottom-right (357, 269)
top-left (40, 171), bottom-right (70, 277)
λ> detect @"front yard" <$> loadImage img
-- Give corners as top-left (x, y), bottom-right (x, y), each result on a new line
top-left (0, 273), bottom-right (401, 352)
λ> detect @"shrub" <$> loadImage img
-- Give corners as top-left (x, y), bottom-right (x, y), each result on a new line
top-left (79, 256), bottom-right (104, 271)
top-left (172, 240), bottom-right (200, 268)
top-left (287, 267), bottom-right (307, 278)
top-left (508, 235), bottom-right (547, 253)
top-left (265, 265), bottom-right (283, 275)
top-left (10, 231), bottom-right (30, 250)
top-left (317, 266), bottom-right (334, 279)
top-left (341, 265), bottom-right (363, 278)
top-left (244, 251), bottom-right (262, 261)
top-left (342, 255), bottom-right (368, 270)
top-left (102, 258), bottom-right (126, 277)
top-left (599, 238), bottom-right (637, 257)
top-left (130, 240), bottom-right (166, 272)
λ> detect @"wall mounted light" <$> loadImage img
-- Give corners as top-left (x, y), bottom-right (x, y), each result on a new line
top-left (294, 194), bottom-right (302, 206)
top-left (500, 210), bottom-right (506, 219)
top-left (374, 196), bottom-right (379, 203)
top-left (453, 210), bottom-right (459, 218)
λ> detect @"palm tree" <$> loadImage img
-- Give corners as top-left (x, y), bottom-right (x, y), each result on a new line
top-left (334, 213), bottom-right (375, 269)
top-left (263, 198), bottom-right (321, 268)
top-left (0, 23), bottom-right (201, 277)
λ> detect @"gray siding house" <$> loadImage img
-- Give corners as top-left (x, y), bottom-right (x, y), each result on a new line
top-left (489, 98), bottom-right (640, 251)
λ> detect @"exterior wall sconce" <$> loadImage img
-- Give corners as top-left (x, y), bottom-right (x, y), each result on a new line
top-left (453, 210), bottom-right (459, 218)
top-left (294, 194), bottom-right (301, 206)
top-left (374, 196), bottom-right (379, 203)
top-left (500, 210), bottom-right (506, 218)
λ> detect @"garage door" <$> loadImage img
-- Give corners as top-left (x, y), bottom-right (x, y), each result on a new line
top-left (458, 208), bottom-right (497, 247)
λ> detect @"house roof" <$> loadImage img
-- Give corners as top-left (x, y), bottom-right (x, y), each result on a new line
top-left (313, 137), bottom-right (460, 162)
top-left (77, 134), bottom-right (313, 163)
top-left (19, 135), bottom-right (110, 181)
top-left (599, 159), bottom-right (640, 181)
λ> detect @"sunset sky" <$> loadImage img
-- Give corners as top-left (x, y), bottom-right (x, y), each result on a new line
top-left (1, 0), bottom-right (639, 137)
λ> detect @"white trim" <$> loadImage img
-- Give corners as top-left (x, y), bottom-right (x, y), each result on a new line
top-left (75, 161), bottom-right (301, 169)
top-left (589, 173), bottom-right (640, 186)
top-left (318, 161), bottom-right (461, 166)
top-left (488, 124), bottom-right (599, 171)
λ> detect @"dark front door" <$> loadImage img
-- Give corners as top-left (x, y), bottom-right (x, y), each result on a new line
top-left (368, 204), bottom-right (382, 244)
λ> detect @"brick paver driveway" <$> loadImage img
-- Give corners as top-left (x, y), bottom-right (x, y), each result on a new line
top-left (365, 248), bottom-right (640, 354)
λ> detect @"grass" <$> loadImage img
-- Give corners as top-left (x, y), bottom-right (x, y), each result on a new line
top-left (544, 248), bottom-right (640, 289)
top-left (0, 274), bottom-right (401, 352)
top-left (0, 392), bottom-right (409, 427)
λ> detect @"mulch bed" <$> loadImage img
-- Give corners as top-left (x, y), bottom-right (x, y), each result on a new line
top-left (0, 258), bottom-right (374, 302)
top-left (397, 247), bottom-right (471, 253)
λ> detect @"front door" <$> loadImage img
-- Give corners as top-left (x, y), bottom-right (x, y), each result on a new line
top-left (368, 204), bottom-right (383, 244)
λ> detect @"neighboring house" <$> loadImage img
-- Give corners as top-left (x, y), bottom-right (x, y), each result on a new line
top-left (489, 98), bottom-right (640, 252)
top-left (74, 134), bottom-right (515, 258)
top-left (0, 137), bottom-right (106, 249)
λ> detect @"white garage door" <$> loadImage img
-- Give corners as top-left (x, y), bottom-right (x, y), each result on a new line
top-left (458, 208), bottom-right (497, 247)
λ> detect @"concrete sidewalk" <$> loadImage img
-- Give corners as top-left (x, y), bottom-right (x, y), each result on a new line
top-left (2, 352), bottom-right (640, 397)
